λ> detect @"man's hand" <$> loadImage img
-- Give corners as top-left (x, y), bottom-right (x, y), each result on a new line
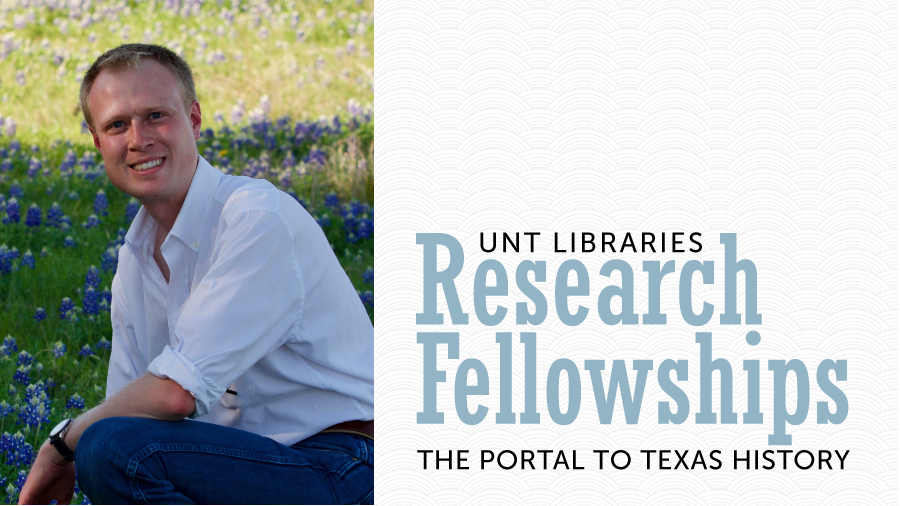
top-left (18, 374), bottom-right (194, 504)
top-left (18, 442), bottom-right (76, 505)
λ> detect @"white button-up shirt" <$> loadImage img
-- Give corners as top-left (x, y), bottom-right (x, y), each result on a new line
top-left (107, 156), bottom-right (374, 446)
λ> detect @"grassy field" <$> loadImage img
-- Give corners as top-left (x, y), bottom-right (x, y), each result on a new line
top-left (0, 0), bottom-right (373, 502)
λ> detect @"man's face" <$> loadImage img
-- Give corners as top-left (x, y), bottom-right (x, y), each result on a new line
top-left (88, 58), bottom-right (201, 205)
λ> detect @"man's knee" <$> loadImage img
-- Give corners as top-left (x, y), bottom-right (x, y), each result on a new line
top-left (77, 417), bottom-right (143, 495)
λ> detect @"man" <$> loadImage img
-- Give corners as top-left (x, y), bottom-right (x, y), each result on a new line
top-left (19, 44), bottom-right (374, 505)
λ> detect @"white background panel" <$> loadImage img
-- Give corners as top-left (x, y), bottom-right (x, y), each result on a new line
top-left (374, 1), bottom-right (897, 503)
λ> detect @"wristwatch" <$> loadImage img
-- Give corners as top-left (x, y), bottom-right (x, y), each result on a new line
top-left (48, 418), bottom-right (76, 462)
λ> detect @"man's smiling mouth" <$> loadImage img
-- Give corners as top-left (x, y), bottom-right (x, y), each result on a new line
top-left (130, 157), bottom-right (165, 171)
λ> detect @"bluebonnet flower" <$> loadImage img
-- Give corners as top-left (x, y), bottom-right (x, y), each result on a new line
top-left (13, 365), bottom-right (31, 385)
top-left (64, 236), bottom-right (76, 248)
top-left (102, 287), bottom-right (112, 306)
top-left (2, 336), bottom-right (17, 353)
top-left (0, 245), bottom-right (9, 275)
top-left (358, 290), bottom-right (373, 309)
top-left (325, 192), bottom-right (339, 207)
top-left (93, 189), bottom-right (108, 216)
top-left (20, 250), bottom-right (34, 269)
top-left (84, 214), bottom-right (101, 228)
top-left (340, 201), bottom-right (372, 243)
top-left (15, 470), bottom-right (28, 491)
top-left (52, 342), bottom-right (66, 357)
top-left (46, 202), bottom-right (64, 227)
top-left (78, 345), bottom-right (94, 357)
top-left (83, 287), bottom-right (99, 315)
top-left (33, 307), bottom-right (46, 321)
top-left (7, 385), bottom-right (15, 396)
top-left (18, 384), bottom-right (51, 427)
top-left (68, 190), bottom-right (78, 200)
top-left (96, 338), bottom-right (111, 350)
top-left (101, 247), bottom-right (118, 272)
top-left (283, 151), bottom-right (296, 169)
top-left (0, 159), bottom-right (12, 173)
top-left (8, 247), bottom-right (19, 260)
top-left (362, 267), bottom-right (373, 285)
top-left (315, 214), bottom-right (330, 228)
top-left (66, 394), bottom-right (86, 410)
top-left (27, 157), bottom-right (41, 178)
top-left (59, 297), bottom-right (75, 319)
top-left (305, 146), bottom-right (326, 167)
top-left (0, 401), bottom-right (13, 418)
top-left (24, 203), bottom-right (41, 227)
top-left (9, 181), bottom-right (23, 198)
top-left (4, 197), bottom-right (19, 223)
top-left (40, 246), bottom-right (48, 257)
top-left (17, 351), bottom-right (33, 366)
top-left (85, 265), bottom-right (100, 288)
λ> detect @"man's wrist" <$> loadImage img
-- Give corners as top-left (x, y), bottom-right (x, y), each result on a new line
top-left (42, 440), bottom-right (72, 467)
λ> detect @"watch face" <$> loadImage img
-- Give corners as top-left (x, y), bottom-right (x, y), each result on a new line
top-left (49, 418), bottom-right (70, 437)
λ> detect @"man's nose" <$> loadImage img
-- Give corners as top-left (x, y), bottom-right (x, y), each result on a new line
top-left (128, 120), bottom-right (155, 149)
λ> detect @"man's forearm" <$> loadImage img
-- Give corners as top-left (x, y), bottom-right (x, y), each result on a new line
top-left (60, 373), bottom-right (196, 458)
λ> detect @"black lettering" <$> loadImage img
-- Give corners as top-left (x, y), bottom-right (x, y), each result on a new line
top-left (458, 450), bottom-right (469, 470)
top-left (659, 449), bottom-right (671, 470)
top-left (480, 233), bottom-right (496, 253)
top-left (763, 450), bottom-right (775, 470)
top-left (818, 450), bottom-right (832, 470)
top-left (594, 450), bottom-right (609, 469)
top-left (611, 450), bottom-right (630, 470)
top-left (621, 232), bottom-right (636, 253)
top-left (418, 450), bottom-right (433, 469)
top-left (709, 450), bottom-right (722, 470)
top-left (734, 450), bottom-right (750, 470)
top-left (521, 450), bottom-right (535, 470)
top-left (553, 450), bottom-right (569, 470)
top-left (674, 449), bottom-right (689, 470)
top-left (582, 232), bottom-right (595, 253)
top-left (777, 450), bottom-right (792, 469)
top-left (691, 450), bottom-right (707, 470)
top-left (436, 450), bottom-right (452, 469)
top-left (503, 232), bottom-right (519, 253)
top-left (672, 232), bottom-right (684, 252)
top-left (795, 450), bottom-right (814, 470)
top-left (835, 450), bottom-right (849, 469)
top-left (537, 450), bottom-right (552, 469)
top-left (689, 232), bottom-right (702, 252)
top-left (602, 232), bottom-right (616, 253)
top-left (642, 232), bottom-right (656, 253)
top-left (524, 232), bottom-right (540, 252)
top-left (498, 450), bottom-right (517, 470)
top-left (642, 450), bottom-right (656, 469)
top-left (554, 233), bottom-right (565, 253)
top-left (481, 450), bottom-right (494, 469)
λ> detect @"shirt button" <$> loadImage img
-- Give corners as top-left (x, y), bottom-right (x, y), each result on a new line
top-left (193, 241), bottom-right (199, 248)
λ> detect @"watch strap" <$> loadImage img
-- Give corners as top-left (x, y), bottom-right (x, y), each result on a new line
top-left (49, 419), bottom-right (76, 462)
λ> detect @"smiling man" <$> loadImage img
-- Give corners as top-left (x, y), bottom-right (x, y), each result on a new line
top-left (19, 44), bottom-right (374, 505)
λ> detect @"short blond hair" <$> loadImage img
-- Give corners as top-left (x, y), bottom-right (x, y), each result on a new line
top-left (80, 43), bottom-right (196, 129)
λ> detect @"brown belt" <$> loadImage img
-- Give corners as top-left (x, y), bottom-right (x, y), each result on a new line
top-left (320, 420), bottom-right (373, 440)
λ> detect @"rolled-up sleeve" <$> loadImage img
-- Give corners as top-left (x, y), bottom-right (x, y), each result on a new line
top-left (147, 207), bottom-right (304, 418)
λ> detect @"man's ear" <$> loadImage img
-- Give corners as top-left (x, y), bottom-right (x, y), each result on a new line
top-left (190, 100), bottom-right (202, 140)
top-left (89, 126), bottom-right (101, 150)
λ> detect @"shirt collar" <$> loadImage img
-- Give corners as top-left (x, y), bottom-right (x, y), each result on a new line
top-left (125, 155), bottom-right (223, 253)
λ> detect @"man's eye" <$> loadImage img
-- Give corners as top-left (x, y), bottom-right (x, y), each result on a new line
top-left (150, 112), bottom-right (163, 119)
top-left (111, 121), bottom-right (125, 129)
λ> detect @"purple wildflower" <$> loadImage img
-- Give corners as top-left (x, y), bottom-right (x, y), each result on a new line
top-left (25, 203), bottom-right (41, 227)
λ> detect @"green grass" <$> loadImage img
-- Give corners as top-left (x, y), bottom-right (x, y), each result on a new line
top-left (0, 0), bottom-right (373, 501)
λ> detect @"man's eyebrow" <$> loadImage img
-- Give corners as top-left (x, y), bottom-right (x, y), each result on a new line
top-left (101, 105), bottom-right (175, 128)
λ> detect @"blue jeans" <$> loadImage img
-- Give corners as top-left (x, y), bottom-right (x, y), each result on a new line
top-left (76, 417), bottom-right (374, 504)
